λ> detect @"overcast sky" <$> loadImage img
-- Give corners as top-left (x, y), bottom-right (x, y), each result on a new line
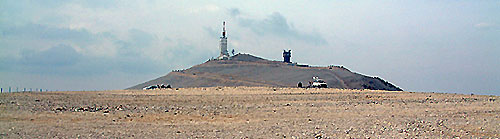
top-left (0, 1), bottom-right (499, 94)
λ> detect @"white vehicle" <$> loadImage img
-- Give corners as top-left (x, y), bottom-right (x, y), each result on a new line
top-left (311, 76), bottom-right (328, 88)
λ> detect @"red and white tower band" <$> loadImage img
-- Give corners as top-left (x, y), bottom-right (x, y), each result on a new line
top-left (218, 21), bottom-right (229, 60)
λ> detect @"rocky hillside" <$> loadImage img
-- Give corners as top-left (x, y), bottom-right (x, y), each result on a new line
top-left (128, 54), bottom-right (402, 91)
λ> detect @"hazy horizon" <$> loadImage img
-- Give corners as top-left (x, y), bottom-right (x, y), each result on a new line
top-left (1, 1), bottom-right (499, 95)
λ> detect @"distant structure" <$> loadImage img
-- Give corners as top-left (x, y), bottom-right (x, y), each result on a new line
top-left (217, 21), bottom-right (229, 60)
top-left (283, 49), bottom-right (291, 63)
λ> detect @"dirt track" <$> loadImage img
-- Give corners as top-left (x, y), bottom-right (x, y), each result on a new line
top-left (0, 87), bottom-right (499, 138)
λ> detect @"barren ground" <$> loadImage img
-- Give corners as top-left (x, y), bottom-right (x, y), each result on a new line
top-left (0, 87), bottom-right (499, 138)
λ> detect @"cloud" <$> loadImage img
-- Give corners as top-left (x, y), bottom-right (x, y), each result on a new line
top-left (0, 44), bottom-right (81, 73)
top-left (203, 26), bottom-right (218, 37)
top-left (3, 43), bottom-right (164, 76)
top-left (233, 11), bottom-right (327, 45)
top-left (229, 8), bottom-right (241, 17)
top-left (1, 44), bottom-right (88, 76)
top-left (128, 29), bottom-right (155, 47)
top-left (188, 4), bottom-right (220, 13)
top-left (113, 29), bottom-right (156, 57)
top-left (20, 44), bottom-right (81, 67)
top-left (1, 23), bottom-right (100, 45)
top-left (0, 23), bottom-right (206, 77)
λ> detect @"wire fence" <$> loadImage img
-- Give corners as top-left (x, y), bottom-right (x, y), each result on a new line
top-left (0, 87), bottom-right (51, 93)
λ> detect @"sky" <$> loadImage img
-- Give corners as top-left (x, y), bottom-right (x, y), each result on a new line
top-left (0, 1), bottom-right (499, 95)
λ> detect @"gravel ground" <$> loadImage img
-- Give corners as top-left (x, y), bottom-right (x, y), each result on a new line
top-left (0, 87), bottom-right (499, 138)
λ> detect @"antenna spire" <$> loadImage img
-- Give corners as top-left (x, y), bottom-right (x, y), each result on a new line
top-left (222, 21), bottom-right (226, 37)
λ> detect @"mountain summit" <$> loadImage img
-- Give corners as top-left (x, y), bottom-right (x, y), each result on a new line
top-left (128, 54), bottom-right (402, 91)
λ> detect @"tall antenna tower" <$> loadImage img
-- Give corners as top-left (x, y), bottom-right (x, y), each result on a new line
top-left (218, 21), bottom-right (229, 59)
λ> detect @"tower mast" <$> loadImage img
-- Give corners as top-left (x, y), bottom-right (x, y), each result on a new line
top-left (222, 21), bottom-right (226, 37)
top-left (218, 21), bottom-right (229, 60)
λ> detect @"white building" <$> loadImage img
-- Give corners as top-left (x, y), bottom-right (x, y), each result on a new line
top-left (217, 21), bottom-right (229, 60)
